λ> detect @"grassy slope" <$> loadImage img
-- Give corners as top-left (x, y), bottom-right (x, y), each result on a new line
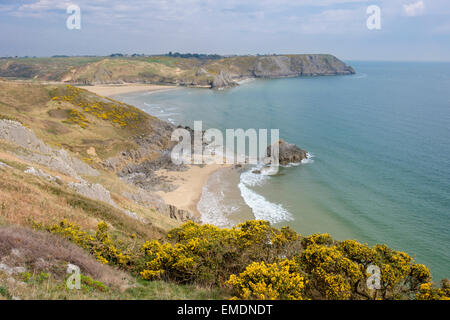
top-left (0, 80), bottom-right (154, 159)
top-left (0, 57), bottom-right (103, 80)
top-left (0, 148), bottom-right (229, 300)
top-left (0, 56), bottom-right (204, 84)
top-left (0, 80), bottom-right (225, 299)
top-left (0, 79), bottom-right (180, 228)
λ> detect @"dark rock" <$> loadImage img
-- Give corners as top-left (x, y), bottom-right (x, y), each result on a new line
top-left (168, 205), bottom-right (200, 223)
top-left (267, 139), bottom-right (308, 165)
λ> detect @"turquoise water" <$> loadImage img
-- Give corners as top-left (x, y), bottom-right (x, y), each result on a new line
top-left (115, 62), bottom-right (450, 280)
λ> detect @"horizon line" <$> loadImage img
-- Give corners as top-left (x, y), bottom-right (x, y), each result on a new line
top-left (1, 54), bottom-right (450, 63)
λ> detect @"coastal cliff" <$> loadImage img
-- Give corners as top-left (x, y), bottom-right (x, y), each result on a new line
top-left (0, 54), bottom-right (354, 89)
top-left (207, 54), bottom-right (355, 88)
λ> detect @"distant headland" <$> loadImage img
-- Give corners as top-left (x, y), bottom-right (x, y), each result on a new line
top-left (0, 53), bottom-right (354, 89)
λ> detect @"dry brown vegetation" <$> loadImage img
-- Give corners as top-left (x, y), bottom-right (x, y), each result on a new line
top-left (0, 80), bottom-right (179, 232)
top-left (0, 226), bottom-right (130, 288)
top-left (0, 156), bottom-right (173, 240)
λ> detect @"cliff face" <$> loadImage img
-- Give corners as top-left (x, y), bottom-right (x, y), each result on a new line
top-left (253, 55), bottom-right (354, 77)
top-left (208, 54), bottom-right (354, 88)
top-left (0, 54), bottom-right (354, 89)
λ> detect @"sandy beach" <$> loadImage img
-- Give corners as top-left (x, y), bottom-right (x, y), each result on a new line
top-left (155, 164), bottom-right (232, 217)
top-left (81, 84), bottom-right (230, 219)
top-left (78, 83), bottom-right (178, 97)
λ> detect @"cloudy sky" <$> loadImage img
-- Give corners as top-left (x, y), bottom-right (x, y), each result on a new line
top-left (1, 0), bottom-right (449, 61)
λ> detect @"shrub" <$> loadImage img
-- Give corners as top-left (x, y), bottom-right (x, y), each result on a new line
top-left (80, 275), bottom-right (108, 292)
top-left (227, 259), bottom-right (307, 300)
top-left (141, 221), bottom-right (437, 300)
top-left (299, 237), bottom-right (432, 300)
top-left (27, 219), bottom-right (446, 300)
top-left (51, 85), bottom-right (143, 129)
top-left (0, 286), bottom-right (11, 299)
top-left (416, 279), bottom-right (450, 300)
top-left (35, 220), bottom-right (131, 268)
top-left (20, 272), bottom-right (32, 282)
top-left (140, 220), bottom-right (303, 285)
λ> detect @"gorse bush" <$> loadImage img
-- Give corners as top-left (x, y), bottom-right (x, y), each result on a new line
top-left (50, 85), bottom-right (143, 129)
top-left (416, 279), bottom-right (450, 300)
top-left (298, 237), bottom-right (432, 299)
top-left (34, 220), bottom-right (131, 268)
top-left (227, 259), bottom-right (307, 300)
top-left (224, 234), bottom-right (437, 300)
top-left (140, 220), bottom-right (302, 285)
top-left (140, 221), bottom-right (447, 300)
top-left (35, 219), bottom-right (449, 300)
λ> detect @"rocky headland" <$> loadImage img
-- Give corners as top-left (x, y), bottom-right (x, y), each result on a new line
top-left (0, 54), bottom-right (355, 89)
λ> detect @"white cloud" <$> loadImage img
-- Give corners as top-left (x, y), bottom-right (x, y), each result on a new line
top-left (403, 1), bottom-right (425, 17)
top-left (295, 8), bottom-right (366, 35)
top-left (1, 0), bottom-right (447, 37)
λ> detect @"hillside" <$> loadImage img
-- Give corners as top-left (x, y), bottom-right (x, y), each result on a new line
top-left (0, 80), bottom-right (197, 225)
top-left (0, 54), bottom-right (355, 88)
top-left (0, 79), bottom-right (228, 299)
top-left (0, 79), bottom-right (447, 301)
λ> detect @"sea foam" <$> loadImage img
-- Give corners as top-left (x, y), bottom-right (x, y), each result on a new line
top-left (282, 152), bottom-right (315, 167)
top-left (237, 153), bottom-right (315, 224)
top-left (198, 173), bottom-right (239, 227)
top-left (238, 165), bottom-right (293, 224)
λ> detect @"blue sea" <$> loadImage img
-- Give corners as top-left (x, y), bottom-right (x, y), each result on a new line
top-left (115, 61), bottom-right (450, 281)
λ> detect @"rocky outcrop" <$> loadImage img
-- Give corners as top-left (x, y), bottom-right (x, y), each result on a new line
top-left (208, 55), bottom-right (354, 88)
top-left (196, 68), bottom-right (209, 76)
top-left (24, 166), bottom-right (62, 184)
top-left (253, 56), bottom-right (294, 78)
top-left (67, 180), bottom-right (117, 208)
top-left (167, 205), bottom-right (199, 223)
top-left (0, 263), bottom-right (26, 275)
top-left (267, 139), bottom-right (308, 165)
top-left (0, 119), bottom-right (98, 179)
top-left (67, 179), bottom-right (149, 222)
top-left (102, 120), bottom-right (176, 172)
top-left (122, 188), bottom-right (199, 223)
top-left (122, 188), bottom-right (167, 213)
top-left (211, 71), bottom-right (237, 88)
top-left (118, 153), bottom-right (185, 192)
top-left (0, 161), bottom-right (12, 169)
top-left (250, 55), bottom-right (354, 78)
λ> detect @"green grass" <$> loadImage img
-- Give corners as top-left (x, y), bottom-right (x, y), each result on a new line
top-left (125, 279), bottom-right (228, 300)
top-left (0, 273), bottom-right (228, 300)
top-left (0, 285), bottom-right (12, 299)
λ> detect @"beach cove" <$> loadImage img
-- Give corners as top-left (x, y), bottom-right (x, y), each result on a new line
top-left (108, 61), bottom-right (450, 281)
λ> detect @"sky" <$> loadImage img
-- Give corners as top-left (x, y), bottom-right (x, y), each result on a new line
top-left (0, 0), bottom-right (449, 61)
